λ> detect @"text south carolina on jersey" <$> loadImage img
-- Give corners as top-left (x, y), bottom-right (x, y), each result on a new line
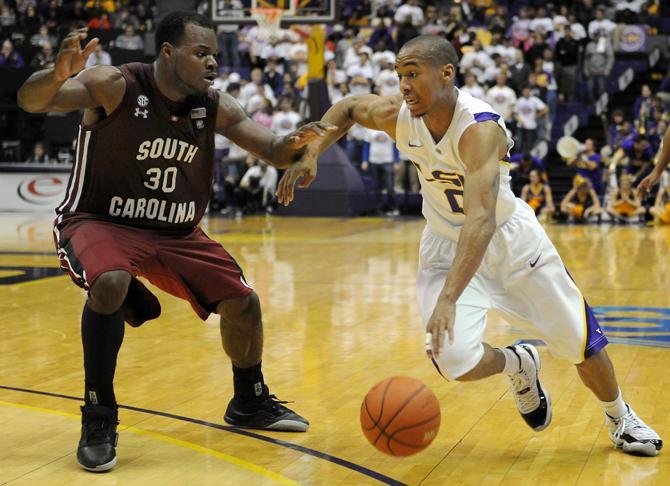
top-left (108, 196), bottom-right (197, 224)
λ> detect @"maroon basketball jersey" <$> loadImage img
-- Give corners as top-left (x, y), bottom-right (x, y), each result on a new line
top-left (56, 63), bottom-right (219, 232)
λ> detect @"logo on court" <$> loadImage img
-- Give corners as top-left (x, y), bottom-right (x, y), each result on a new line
top-left (516, 306), bottom-right (670, 350)
top-left (592, 306), bottom-right (670, 348)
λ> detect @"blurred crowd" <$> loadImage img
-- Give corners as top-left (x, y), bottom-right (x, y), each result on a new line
top-left (0, 0), bottom-right (154, 70)
top-left (2, 0), bottom-right (669, 220)
top-left (196, 0), bottom-right (668, 217)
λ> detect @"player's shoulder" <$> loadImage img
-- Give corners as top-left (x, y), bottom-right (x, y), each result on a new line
top-left (75, 64), bottom-right (123, 85)
top-left (457, 89), bottom-right (498, 116)
top-left (74, 65), bottom-right (126, 107)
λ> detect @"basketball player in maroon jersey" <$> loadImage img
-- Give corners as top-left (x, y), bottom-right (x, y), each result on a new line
top-left (18, 12), bottom-right (333, 472)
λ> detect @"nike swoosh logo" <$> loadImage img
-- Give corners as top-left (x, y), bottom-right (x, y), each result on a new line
top-left (408, 142), bottom-right (422, 148)
top-left (529, 253), bottom-right (541, 268)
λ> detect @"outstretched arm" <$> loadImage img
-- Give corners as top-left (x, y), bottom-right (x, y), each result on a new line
top-left (426, 121), bottom-right (507, 356)
top-left (276, 93), bottom-right (402, 205)
top-left (17, 28), bottom-right (123, 114)
top-left (637, 126), bottom-right (670, 198)
top-left (216, 92), bottom-right (335, 170)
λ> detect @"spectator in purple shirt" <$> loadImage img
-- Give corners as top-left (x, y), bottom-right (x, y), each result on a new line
top-left (610, 135), bottom-right (655, 183)
top-left (567, 139), bottom-right (605, 198)
top-left (0, 39), bottom-right (25, 68)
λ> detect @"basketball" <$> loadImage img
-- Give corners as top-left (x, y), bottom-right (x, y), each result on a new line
top-left (360, 376), bottom-right (441, 456)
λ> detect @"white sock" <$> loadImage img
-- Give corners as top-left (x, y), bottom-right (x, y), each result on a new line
top-left (602, 388), bottom-right (628, 419)
top-left (500, 347), bottom-right (520, 375)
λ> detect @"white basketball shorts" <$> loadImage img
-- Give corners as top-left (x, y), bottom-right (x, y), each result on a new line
top-left (417, 199), bottom-right (607, 380)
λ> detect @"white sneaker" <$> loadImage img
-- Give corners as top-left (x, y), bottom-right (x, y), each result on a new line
top-left (606, 405), bottom-right (663, 456)
top-left (507, 344), bottom-right (552, 431)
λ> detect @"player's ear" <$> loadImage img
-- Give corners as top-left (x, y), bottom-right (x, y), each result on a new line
top-left (442, 63), bottom-right (455, 83)
top-left (160, 42), bottom-right (174, 58)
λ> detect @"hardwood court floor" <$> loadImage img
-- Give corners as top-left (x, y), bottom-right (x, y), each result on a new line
top-left (0, 213), bottom-right (669, 485)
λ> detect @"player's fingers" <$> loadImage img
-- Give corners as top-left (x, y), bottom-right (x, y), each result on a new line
top-left (64, 29), bottom-right (87, 40)
top-left (446, 322), bottom-right (454, 345)
top-left (293, 133), bottom-right (315, 147)
top-left (299, 173), bottom-right (315, 188)
top-left (281, 173), bottom-right (294, 205)
top-left (430, 325), bottom-right (440, 357)
top-left (437, 323), bottom-right (445, 354)
top-left (278, 171), bottom-right (294, 203)
top-left (63, 30), bottom-right (87, 47)
top-left (57, 48), bottom-right (77, 57)
top-left (636, 181), bottom-right (648, 198)
top-left (425, 332), bottom-right (432, 358)
top-left (316, 122), bottom-right (338, 131)
top-left (284, 172), bottom-right (297, 205)
top-left (81, 37), bottom-right (99, 58)
top-left (276, 176), bottom-right (286, 203)
top-left (302, 124), bottom-right (326, 137)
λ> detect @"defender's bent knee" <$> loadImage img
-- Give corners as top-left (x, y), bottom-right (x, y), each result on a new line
top-left (88, 270), bottom-right (132, 314)
top-left (217, 292), bottom-right (261, 325)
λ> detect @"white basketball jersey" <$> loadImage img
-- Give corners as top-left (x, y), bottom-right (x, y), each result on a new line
top-left (395, 88), bottom-right (517, 240)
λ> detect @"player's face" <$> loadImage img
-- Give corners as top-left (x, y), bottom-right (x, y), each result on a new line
top-left (530, 171), bottom-right (539, 183)
top-left (395, 50), bottom-right (453, 118)
top-left (171, 23), bottom-right (218, 96)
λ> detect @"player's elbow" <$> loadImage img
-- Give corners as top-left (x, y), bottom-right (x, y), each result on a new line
top-left (17, 89), bottom-right (45, 113)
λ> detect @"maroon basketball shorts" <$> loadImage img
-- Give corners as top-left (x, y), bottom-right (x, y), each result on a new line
top-left (53, 218), bottom-right (253, 319)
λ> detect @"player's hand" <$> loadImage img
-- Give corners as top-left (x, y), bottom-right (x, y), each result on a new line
top-left (283, 121), bottom-right (337, 150)
top-left (425, 296), bottom-right (455, 359)
top-left (54, 28), bottom-right (99, 82)
top-left (276, 146), bottom-right (318, 205)
top-left (636, 171), bottom-right (661, 199)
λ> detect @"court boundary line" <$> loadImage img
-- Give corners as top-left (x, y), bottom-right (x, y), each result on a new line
top-left (0, 399), bottom-right (299, 486)
top-left (0, 385), bottom-right (407, 486)
top-left (0, 251), bottom-right (56, 255)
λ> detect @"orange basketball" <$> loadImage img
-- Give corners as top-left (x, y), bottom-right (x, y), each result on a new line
top-left (360, 376), bottom-right (441, 456)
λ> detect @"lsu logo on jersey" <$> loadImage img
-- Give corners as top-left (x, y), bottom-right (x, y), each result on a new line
top-left (410, 160), bottom-right (465, 214)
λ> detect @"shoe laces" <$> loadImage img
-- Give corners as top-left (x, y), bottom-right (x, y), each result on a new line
top-left (509, 370), bottom-right (540, 414)
top-left (611, 409), bottom-right (659, 442)
top-left (264, 393), bottom-right (293, 412)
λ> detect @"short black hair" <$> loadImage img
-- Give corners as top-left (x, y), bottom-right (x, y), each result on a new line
top-left (155, 11), bottom-right (215, 48)
top-left (399, 35), bottom-right (459, 69)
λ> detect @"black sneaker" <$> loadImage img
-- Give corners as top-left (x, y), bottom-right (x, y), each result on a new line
top-left (77, 405), bottom-right (119, 472)
top-left (224, 386), bottom-right (309, 432)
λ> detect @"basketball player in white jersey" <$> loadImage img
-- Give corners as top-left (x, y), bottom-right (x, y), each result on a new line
top-left (278, 35), bottom-right (662, 456)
